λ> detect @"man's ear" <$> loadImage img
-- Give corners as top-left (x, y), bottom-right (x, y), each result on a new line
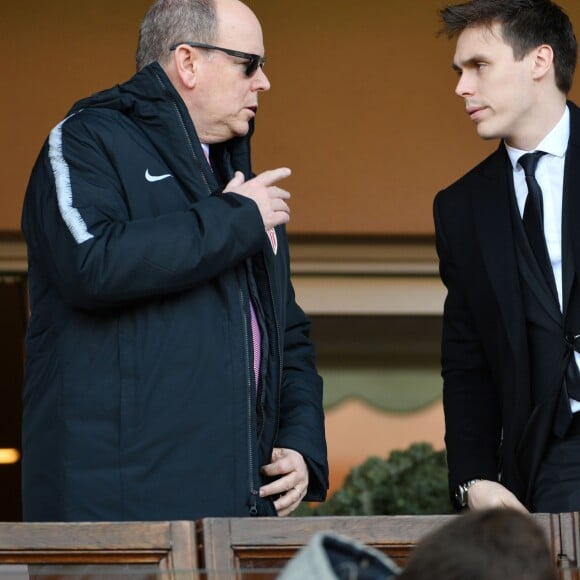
top-left (531, 44), bottom-right (555, 82)
top-left (171, 45), bottom-right (199, 89)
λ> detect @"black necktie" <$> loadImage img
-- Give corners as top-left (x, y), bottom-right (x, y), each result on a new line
top-left (518, 152), bottom-right (554, 288)
top-left (518, 153), bottom-right (580, 410)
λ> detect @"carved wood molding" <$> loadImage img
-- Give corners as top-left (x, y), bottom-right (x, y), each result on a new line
top-left (0, 234), bottom-right (445, 315)
top-left (289, 235), bottom-right (444, 315)
top-left (0, 234), bottom-right (26, 275)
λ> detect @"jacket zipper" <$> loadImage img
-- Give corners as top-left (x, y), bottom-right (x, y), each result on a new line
top-left (240, 284), bottom-right (259, 516)
top-left (155, 71), bottom-right (260, 514)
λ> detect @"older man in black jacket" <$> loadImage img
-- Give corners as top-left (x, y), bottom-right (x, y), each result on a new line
top-left (21, 0), bottom-right (328, 521)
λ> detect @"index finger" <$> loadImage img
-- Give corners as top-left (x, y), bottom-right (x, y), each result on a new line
top-left (252, 167), bottom-right (292, 187)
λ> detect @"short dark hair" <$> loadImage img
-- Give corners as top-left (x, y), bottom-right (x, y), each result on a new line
top-left (136, 0), bottom-right (217, 71)
top-left (439, 0), bottom-right (577, 94)
top-left (399, 509), bottom-right (557, 580)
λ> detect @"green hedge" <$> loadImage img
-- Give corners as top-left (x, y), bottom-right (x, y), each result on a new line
top-left (299, 442), bottom-right (453, 516)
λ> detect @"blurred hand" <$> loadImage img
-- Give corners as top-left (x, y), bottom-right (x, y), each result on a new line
top-left (467, 480), bottom-right (528, 512)
top-left (259, 447), bottom-right (308, 517)
top-left (225, 168), bottom-right (291, 231)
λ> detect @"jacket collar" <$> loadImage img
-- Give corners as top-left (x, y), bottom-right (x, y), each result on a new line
top-left (68, 62), bottom-right (254, 196)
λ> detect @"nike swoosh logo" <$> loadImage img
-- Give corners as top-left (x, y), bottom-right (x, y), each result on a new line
top-left (145, 169), bottom-right (172, 183)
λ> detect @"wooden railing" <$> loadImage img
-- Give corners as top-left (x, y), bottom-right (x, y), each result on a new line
top-left (197, 515), bottom-right (455, 579)
top-left (0, 520), bottom-right (198, 578)
top-left (0, 514), bottom-right (579, 578)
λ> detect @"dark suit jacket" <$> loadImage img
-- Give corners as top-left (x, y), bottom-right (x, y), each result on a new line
top-left (434, 101), bottom-right (580, 508)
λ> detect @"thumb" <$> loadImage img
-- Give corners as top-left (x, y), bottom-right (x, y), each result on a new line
top-left (225, 171), bottom-right (245, 191)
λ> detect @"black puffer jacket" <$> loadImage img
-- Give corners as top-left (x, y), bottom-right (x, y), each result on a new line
top-left (21, 62), bottom-right (328, 521)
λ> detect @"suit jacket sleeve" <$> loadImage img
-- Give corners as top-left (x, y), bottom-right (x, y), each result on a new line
top-left (434, 191), bottom-right (504, 504)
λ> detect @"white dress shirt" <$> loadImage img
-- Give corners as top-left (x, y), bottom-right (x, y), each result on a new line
top-left (505, 107), bottom-right (580, 411)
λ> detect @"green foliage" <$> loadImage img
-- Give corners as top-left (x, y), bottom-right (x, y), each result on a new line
top-left (304, 442), bottom-right (453, 516)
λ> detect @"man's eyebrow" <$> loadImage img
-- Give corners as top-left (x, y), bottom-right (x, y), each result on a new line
top-left (452, 55), bottom-right (489, 71)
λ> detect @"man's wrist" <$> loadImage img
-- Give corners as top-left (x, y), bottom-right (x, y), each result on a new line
top-left (454, 478), bottom-right (484, 508)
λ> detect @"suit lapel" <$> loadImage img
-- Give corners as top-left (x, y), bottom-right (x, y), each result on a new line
top-left (472, 146), bottom-right (526, 354)
top-left (563, 103), bottom-right (580, 313)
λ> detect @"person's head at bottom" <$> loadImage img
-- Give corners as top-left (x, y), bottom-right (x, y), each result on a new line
top-left (399, 508), bottom-right (557, 580)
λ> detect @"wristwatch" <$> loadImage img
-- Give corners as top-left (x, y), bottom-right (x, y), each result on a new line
top-left (454, 478), bottom-right (483, 508)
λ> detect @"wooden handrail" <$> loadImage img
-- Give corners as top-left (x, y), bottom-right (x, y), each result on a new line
top-left (0, 514), bottom-right (574, 579)
top-left (0, 521), bottom-right (197, 579)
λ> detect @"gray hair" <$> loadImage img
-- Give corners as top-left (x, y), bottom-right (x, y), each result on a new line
top-left (136, 0), bottom-right (217, 71)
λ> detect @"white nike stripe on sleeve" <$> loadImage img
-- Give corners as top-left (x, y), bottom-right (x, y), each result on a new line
top-left (48, 114), bottom-right (95, 245)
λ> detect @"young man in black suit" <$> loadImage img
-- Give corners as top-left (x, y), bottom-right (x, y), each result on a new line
top-left (436, 0), bottom-right (580, 512)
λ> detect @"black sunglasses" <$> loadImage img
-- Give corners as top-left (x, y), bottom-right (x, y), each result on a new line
top-left (169, 42), bottom-right (266, 77)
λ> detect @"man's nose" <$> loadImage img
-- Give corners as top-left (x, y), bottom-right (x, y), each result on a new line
top-left (253, 67), bottom-right (271, 91)
top-left (455, 73), bottom-right (474, 98)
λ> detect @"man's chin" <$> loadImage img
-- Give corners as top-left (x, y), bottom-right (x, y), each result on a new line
top-left (476, 124), bottom-right (499, 141)
top-left (232, 121), bottom-right (251, 137)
